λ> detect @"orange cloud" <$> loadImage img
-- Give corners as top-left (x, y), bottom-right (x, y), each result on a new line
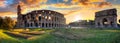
top-left (17, 0), bottom-right (48, 14)
top-left (71, 0), bottom-right (111, 8)
top-left (98, 2), bottom-right (111, 8)
top-left (21, 4), bottom-right (48, 14)
top-left (0, 0), bottom-right (6, 7)
top-left (18, 0), bottom-right (48, 9)
top-left (71, 0), bottom-right (106, 3)
top-left (63, 0), bottom-right (68, 2)
top-left (71, 0), bottom-right (79, 4)
top-left (24, 0), bottom-right (47, 5)
top-left (0, 12), bottom-right (16, 17)
top-left (89, 0), bottom-right (106, 2)
top-left (50, 3), bottom-right (80, 8)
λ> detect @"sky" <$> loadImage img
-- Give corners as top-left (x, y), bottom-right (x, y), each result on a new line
top-left (0, 0), bottom-right (120, 24)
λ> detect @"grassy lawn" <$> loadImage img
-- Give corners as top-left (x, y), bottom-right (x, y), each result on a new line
top-left (0, 29), bottom-right (21, 43)
top-left (0, 28), bottom-right (120, 43)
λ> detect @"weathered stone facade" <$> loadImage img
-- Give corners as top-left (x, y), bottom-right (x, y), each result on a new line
top-left (16, 5), bottom-right (66, 28)
top-left (95, 8), bottom-right (118, 28)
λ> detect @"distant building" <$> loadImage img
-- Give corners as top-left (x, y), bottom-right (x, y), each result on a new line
top-left (16, 5), bottom-right (66, 28)
top-left (69, 20), bottom-right (95, 27)
top-left (95, 8), bottom-right (118, 28)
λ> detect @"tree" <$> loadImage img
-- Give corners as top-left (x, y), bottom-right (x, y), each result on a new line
top-left (119, 19), bottom-right (120, 23)
top-left (4, 17), bottom-right (15, 30)
top-left (0, 17), bottom-right (3, 28)
top-left (0, 17), bottom-right (15, 30)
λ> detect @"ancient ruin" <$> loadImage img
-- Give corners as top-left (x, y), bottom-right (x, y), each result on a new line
top-left (95, 8), bottom-right (118, 28)
top-left (16, 5), bottom-right (66, 28)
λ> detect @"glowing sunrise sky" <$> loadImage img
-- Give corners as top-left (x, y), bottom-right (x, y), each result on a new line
top-left (0, 0), bottom-right (120, 24)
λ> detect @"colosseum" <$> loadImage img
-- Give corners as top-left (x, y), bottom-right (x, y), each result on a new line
top-left (16, 5), bottom-right (66, 28)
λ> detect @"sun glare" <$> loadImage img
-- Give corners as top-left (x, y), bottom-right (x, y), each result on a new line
top-left (74, 15), bottom-right (81, 21)
top-left (73, 12), bottom-right (82, 22)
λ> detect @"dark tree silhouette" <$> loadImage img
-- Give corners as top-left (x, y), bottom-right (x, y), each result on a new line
top-left (119, 19), bottom-right (120, 23)
top-left (0, 16), bottom-right (15, 30)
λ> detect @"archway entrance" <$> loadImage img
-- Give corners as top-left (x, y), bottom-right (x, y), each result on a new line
top-left (102, 18), bottom-right (108, 27)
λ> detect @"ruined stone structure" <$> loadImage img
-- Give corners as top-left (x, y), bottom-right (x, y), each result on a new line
top-left (95, 8), bottom-right (118, 28)
top-left (16, 5), bottom-right (66, 28)
top-left (69, 20), bottom-right (95, 27)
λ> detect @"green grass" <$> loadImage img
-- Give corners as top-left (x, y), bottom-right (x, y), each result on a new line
top-left (0, 28), bottom-right (120, 43)
top-left (0, 29), bottom-right (21, 43)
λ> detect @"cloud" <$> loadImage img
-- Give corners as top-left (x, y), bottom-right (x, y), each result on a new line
top-left (71, 0), bottom-right (111, 8)
top-left (71, 0), bottom-right (106, 4)
top-left (50, 3), bottom-right (81, 8)
top-left (0, 11), bottom-right (16, 17)
top-left (0, 0), bottom-right (48, 17)
top-left (19, 0), bottom-right (47, 7)
top-left (63, 0), bottom-right (68, 2)
top-left (89, 0), bottom-right (106, 2)
top-left (98, 2), bottom-right (111, 8)
top-left (16, 0), bottom-right (48, 14)
top-left (0, 0), bottom-right (6, 7)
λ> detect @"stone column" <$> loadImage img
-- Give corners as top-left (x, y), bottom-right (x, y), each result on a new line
top-left (100, 20), bottom-right (104, 28)
top-left (28, 23), bottom-right (30, 28)
top-left (95, 18), bottom-right (99, 28)
top-left (108, 22), bottom-right (112, 27)
top-left (95, 22), bottom-right (98, 27)
top-left (113, 17), bottom-right (118, 28)
top-left (108, 19), bottom-right (112, 27)
top-left (41, 16), bottom-right (43, 28)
